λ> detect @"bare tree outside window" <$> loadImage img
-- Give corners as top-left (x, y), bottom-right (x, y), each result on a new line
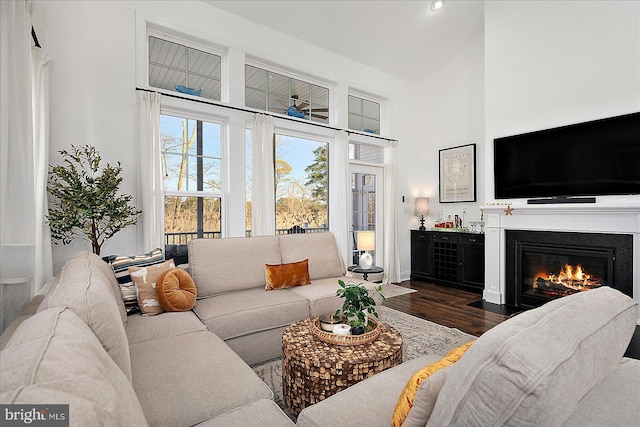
top-left (274, 135), bottom-right (328, 233)
top-left (161, 115), bottom-right (222, 244)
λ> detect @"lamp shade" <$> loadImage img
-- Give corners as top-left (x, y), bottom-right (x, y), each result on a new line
top-left (357, 230), bottom-right (375, 251)
top-left (415, 197), bottom-right (430, 216)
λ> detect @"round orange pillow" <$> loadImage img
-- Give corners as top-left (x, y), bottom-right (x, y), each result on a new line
top-left (156, 269), bottom-right (197, 311)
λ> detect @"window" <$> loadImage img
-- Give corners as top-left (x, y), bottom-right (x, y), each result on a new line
top-left (348, 95), bottom-right (381, 135)
top-left (161, 114), bottom-right (222, 244)
top-left (274, 134), bottom-right (328, 234)
top-left (245, 65), bottom-right (329, 124)
top-left (149, 36), bottom-right (222, 100)
top-left (349, 142), bottom-right (384, 163)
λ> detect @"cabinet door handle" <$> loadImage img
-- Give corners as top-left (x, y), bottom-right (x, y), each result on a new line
top-left (469, 238), bottom-right (476, 243)
top-left (441, 236), bottom-right (448, 241)
top-left (418, 235), bottom-right (425, 240)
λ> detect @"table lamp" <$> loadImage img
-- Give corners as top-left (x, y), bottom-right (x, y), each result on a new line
top-left (357, 230), bottom-right (375, 269)
top-left (415, 197), bottom-right (429, 231)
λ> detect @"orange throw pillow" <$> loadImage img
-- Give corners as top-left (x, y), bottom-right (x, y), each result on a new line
top-left (391, 340), bottom-right (475, 427)
top-left (265, 259), bottom-right (311, 290)
top-left (157, 268), bottom-right (197, 311)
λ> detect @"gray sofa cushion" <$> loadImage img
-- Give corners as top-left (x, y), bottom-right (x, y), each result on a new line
top-left (287, 276), bottom-right (380, 317)
top-left (195, 399), bottom-right (294, 427)
top-left (296, 354), bottom-right (443, 427)
top-left (402, 365), bottom-right (452, 427)
top-left (130, 330), bottom-right (273, 426)
top-left (81, 251), bottom-right (128, 324)
top-left (562, 357), bottom-right (640, 427)
top-left (0, 307), bottom-right (147, 426)
top-left (427, 287), bottom-right (638, 427)
top-left (193, 287), bottom-right (309, 340)
top-left (48, 253), bottom-right (132, 382)
top-left (189, 236), bottom-right (281, 297)
top-left (0, 295), bottom-right (44, 351)
top-left (125, 310), bottom-right (207, 344)
top-left (278, 232), bottom-right (345, 280)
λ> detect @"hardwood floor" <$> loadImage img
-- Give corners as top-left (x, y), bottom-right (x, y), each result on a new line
top-left (383, 280), bottom-right (510, 337)
top-left (385, 279), bottom-right (640, 360)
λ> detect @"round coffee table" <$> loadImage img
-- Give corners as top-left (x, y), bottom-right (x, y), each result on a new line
top-left (282, 317), bottom-right (403, 416)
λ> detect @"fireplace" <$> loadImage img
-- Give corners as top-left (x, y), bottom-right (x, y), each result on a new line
top-left (506, 230), bottom-right (633, 308)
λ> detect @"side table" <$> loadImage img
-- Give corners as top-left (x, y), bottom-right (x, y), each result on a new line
top-left (348, 265), bottom-right (384, 281)
top-left (282, 317), bottom-right (402, 416)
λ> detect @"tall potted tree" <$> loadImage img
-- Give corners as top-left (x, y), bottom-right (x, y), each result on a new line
top-left (47, 145), bottom-right (141, 255)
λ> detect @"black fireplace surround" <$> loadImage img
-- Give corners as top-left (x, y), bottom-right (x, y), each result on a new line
top-left (506, 230), bottom-right (633, 308)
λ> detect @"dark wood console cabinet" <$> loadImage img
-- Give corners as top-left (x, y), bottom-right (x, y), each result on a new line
top-left (410, 230), bottom-right (485, 293)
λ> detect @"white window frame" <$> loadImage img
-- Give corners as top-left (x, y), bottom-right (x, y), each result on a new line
top-left (272, 119), bottom-right (334, 231)
top-left (347, 88), bottom-right (385, 136)
top-left (246, 58), bottom-right (335, 124)
top-left (160, 96), bottom-right (230, 238)
top-left (136, 12), bottom-right (230, 102)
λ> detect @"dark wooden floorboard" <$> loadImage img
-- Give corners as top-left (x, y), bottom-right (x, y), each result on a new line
top-left (385, 279), bottom-right (639, 360)
top-left (383, 280), bottom-right (509, 337)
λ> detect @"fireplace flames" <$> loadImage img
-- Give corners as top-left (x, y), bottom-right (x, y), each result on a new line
top-left (533, 264), bottom-right (602, 297)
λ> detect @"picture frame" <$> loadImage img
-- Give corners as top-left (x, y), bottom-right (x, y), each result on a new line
top-left (439, 143), bottom-right (476, 203)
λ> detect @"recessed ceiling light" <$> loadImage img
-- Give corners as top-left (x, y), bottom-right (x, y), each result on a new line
top-left (430, 0), bottom-right (444, 12)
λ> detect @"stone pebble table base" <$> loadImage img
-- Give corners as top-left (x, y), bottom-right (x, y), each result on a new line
top-left (282, 317), bottom-right (403, 416)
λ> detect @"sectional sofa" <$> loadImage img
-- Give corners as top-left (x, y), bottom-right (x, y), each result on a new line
top-left (2, 231), bottom-right (639, 426)
top-left (0, 232), bottom-right (378, 426)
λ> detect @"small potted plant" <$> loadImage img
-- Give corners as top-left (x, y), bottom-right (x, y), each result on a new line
top-left (335, 279), bottom-right (385, 335)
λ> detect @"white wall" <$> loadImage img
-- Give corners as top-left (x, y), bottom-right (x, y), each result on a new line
top-left (30, 0), bottom-right (640, 278)
top-left (32, 0), bottom-right (422, 273)
top-left (484, 0), bottom-right (640, 203)
top-left (397, 33), bottom-right (485, 279)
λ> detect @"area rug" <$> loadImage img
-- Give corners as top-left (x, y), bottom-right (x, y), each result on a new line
top-left (379, 283), bottom-right (416, 299)
top-left (251, 306), bottom-right (475, 419)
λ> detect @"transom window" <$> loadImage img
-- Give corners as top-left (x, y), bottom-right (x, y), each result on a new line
top-left (245, 65), bottom-right (329, 124)
top-left (161, 114), bottom-right (222, 244)
top-left (348, 95), bottom-right (381, 135)
top-left (349, 142), bottom-right (384, 163)
top-left (149, 36), bottom-right (222, 100)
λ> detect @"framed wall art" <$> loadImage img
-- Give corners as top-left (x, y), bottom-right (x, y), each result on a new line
top-left (439, 143), bottom-right (476, 203)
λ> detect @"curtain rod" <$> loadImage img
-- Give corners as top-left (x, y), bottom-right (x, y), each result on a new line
top-left (31, 26), bottom-right (41, 48)
top-left (135, 87), bottom-right (397, 143)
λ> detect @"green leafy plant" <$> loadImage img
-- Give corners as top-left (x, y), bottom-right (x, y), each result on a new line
top-left (47, 145), bottom-right (141, 255)
top-left (335, 279), bottom-right (386, 330)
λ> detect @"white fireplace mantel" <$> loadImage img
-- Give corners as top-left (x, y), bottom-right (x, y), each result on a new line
top-left (481, 202), bottom-right (640, 323)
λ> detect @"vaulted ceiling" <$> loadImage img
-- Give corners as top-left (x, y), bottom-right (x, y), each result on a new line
top-left (205, 0), bottom-right (484, 85)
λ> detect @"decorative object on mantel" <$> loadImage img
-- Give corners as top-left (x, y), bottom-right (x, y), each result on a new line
top-left (504, 203), bottom-right (515, 216)
top-left (439, 143), bottom-right (476, 203)
top-left (335, 279), bottom-right (385, 335)
top-left (415, 197), bottom-right (429, 231)
top-left (47, 145), bottom-right (141, 255)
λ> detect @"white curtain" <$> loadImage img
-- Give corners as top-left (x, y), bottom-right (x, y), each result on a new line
top-left (32, 45), bottom-right (53, 292)
top-left (329, 130), bottom-right (350, 264)
top-left (383, 141), bottom-right (401, 283)
top-left (0, 0), bottom-right (36, 281)
top-left (251, 114), bottom-right (275, 236)
top-left (138, 91), bottom-right (164, 252)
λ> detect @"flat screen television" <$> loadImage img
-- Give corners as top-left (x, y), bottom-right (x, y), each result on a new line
top-left (493, 112), bottom-right (640, 201)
